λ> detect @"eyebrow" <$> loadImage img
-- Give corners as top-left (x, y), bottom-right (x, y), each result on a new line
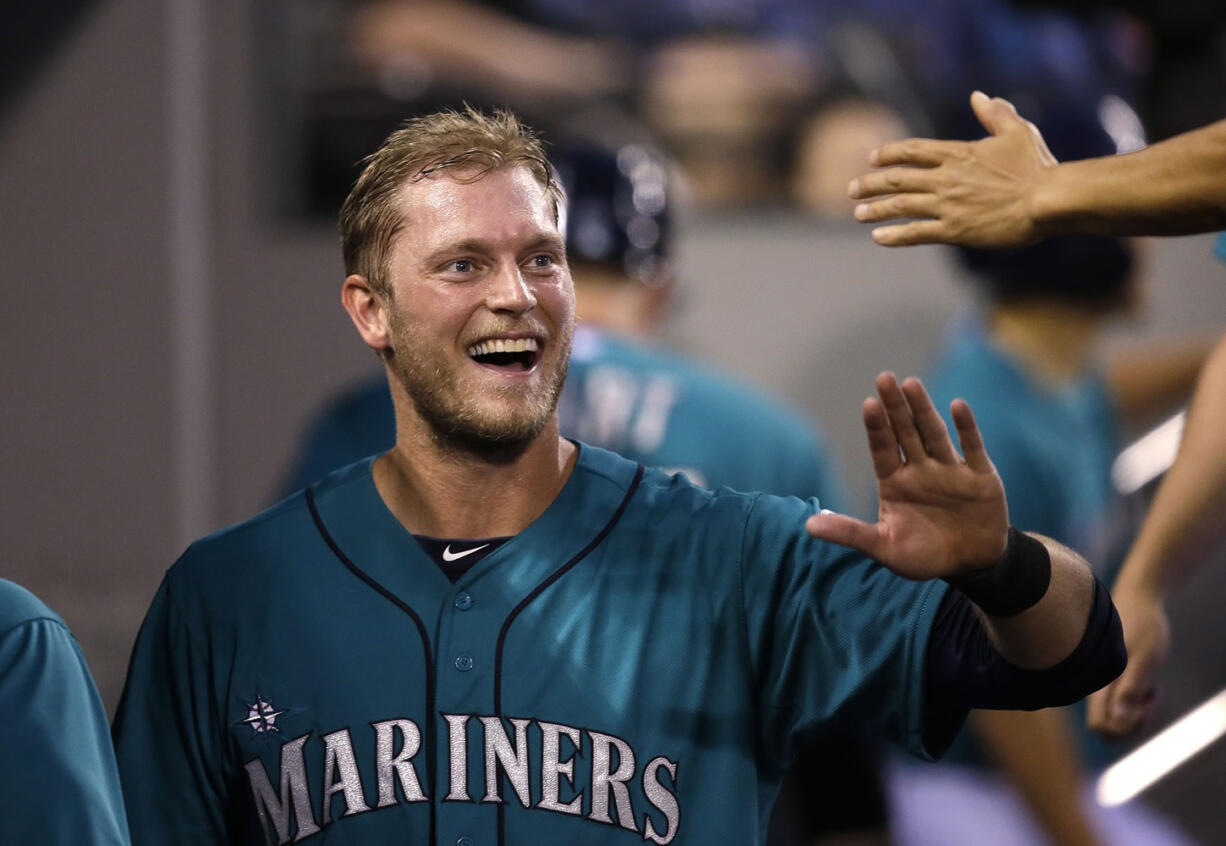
top-left (423, 233), bottom-right (566, 266)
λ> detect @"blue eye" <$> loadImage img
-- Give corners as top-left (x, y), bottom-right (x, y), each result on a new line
top-left (450, 259), bottom-right (473, 273)
top-left (530, 254), bottom-right (554, 267)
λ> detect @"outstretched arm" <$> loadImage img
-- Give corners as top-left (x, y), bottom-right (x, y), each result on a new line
top-left (848, 91), bottom-right (1226, 247)
top-left (1088, 335), bottom-right (1226, 737)
top-left (806, 373), bottom-right (1096, 669)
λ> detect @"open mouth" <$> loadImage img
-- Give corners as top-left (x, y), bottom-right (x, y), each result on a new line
top-left (466, 337), bottom-right (541, 372)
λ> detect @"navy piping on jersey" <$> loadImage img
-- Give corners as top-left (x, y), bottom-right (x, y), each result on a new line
top-left (493, 463), bottom-right (645, 846)
top-left (305, 486), bottom-right (439, 843)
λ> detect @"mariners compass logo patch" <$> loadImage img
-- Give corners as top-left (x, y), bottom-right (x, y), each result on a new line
top-left (233, 688), bottom-right (305, 739)
top-left (242, 696), bottom-right (285, 734)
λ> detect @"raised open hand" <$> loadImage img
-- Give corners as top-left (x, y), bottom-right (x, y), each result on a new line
top-left (847, 91), bottom-right (1058, 248)
top-left (806, 373), bottom-right (1009, 580)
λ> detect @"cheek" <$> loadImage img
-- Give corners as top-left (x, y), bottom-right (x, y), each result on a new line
top-left (539, 279), bottom-right (576, 327)
top-left (401, 290), bottom-right (473, 337)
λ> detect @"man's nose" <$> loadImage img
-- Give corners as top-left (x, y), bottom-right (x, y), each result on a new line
top-left (485, 262), bottom-right (537, 314)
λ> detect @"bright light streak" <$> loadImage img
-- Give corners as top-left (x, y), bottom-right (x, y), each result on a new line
top-left (1112, 411), bottom-right (1186, 495)
top-left (1096, 687), bottom-right (1226, 807)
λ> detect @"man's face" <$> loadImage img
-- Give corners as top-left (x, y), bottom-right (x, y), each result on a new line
top-left (382, 165), bottom-right (574, 448)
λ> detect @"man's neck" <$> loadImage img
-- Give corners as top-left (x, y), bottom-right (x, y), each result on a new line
top-left (988, 301), bottom-right (1102, 386)
top-left (372, 420), bottom-right (577, 539)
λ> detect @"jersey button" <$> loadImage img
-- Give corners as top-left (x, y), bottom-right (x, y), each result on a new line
top-left (456, 837), bottom-right (474, 846)
top-left (454, 653), bottom-right (474, 672)
top-left (454, 591), bottom-right (473, 611)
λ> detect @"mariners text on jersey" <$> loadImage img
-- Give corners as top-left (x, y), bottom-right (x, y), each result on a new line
top-left (242, 712), bottom-right (678, 844)
top-left (114, 444), bottom-right (951, 846)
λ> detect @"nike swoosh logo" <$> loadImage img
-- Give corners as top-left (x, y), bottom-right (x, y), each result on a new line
top-left (442, 544), bottom-right (490, 562)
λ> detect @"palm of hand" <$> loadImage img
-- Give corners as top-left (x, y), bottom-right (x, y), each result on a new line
top-left (806, 373), bottom-right (1009, 580)
top-left (872, 456), bottom-right (1008, 581)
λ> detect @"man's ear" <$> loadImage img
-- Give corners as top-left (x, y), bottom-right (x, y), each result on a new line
top-left (341, 274), bottom-right (392, 354)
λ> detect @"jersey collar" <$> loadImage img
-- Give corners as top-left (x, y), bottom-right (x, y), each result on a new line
top-left (307, 443), bottom-right (642, 612)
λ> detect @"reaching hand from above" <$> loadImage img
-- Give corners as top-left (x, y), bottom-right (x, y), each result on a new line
top-left (848, 91), bottom-right (1058, 248)
top-left (806, 372), bottom-right (1009, 580)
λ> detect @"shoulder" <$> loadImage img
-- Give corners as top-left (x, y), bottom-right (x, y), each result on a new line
top-left (631, 460), bottom-right (819, 551)
top-left (0, 580), bottom-right (66, 636)
top-left (165, 472), bottom-right (336, 599)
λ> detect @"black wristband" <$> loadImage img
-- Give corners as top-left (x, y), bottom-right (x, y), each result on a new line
top-left (945, 527), bottom-right (1051, 618)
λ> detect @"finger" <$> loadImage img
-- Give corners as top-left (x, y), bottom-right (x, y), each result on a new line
top-left (902, 377), bottom-right (958, 462)
top-left (806, 509), bottom-right (883, 557)
top-left (1086, 687), bottom-right (1113, 734)
top-left (869, 138), bottom-right (968, 169)
top-left (862, 396), bottom-right (903, 478)
top-left (1088, 673), bottom-right (1153, 738)
top-left (849, 167), bottom-right (939, 200)
top-left (854, 194), bottom-right (940, 224)
top-left (950, 399), bottom-right (993, 472)
top-left (870, 220), bottom-right (951, 247)
top-left (970, 90), bottom-right (1024, 137)
top-left (876, 372), bottom-right (927, 462)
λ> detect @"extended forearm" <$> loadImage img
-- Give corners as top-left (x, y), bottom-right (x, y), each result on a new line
top-left (1107, 336), bottom-right (1215, 424)
top-left (979, 534), bottom-right (1096, 669)
top-left (1117, 336), bottom-right (1226, 598)
top-left (1035, 119), bottom-right (1226, 237)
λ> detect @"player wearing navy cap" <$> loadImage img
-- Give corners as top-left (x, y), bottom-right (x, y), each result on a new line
top-left (114, 107), bottom-right (1124, 846)
top-left (0, 579), bottom-right (130, 844)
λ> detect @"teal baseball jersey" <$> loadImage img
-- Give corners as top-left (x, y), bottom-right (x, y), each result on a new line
top-left (114, 445), bottom-right (949, 845)
top-left (0, 579), bottom-right (131, 845)
top-left (285, 327), bottom-right (842, 508)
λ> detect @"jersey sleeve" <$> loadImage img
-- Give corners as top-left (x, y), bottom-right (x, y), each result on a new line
top-left (737, 494), bottom-right (950, 770)
top-left (0, 617), bottom-right (131, 845)
top-left (112, 576), bottom-right (229, 845)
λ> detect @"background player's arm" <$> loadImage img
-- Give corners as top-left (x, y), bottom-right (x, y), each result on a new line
top-left (1089, 334), bottom-right (1226, 737)
top-left (0, 617), bottom-right (131, 845)
top-left (1106, 336), bottom-right (1215, 425)
top-left (806, 373), bottom-right (1104, 670)
top-left (850, 91), bottom-right (1226, 247)
top-left (973, 708), bottom-right (1103, 846)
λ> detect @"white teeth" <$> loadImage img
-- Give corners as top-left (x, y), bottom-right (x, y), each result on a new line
top-left (467, 337), bottom-right (540, 357)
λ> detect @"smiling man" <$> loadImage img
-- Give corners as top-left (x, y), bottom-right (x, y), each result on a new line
top-left (114, 108), bottom-right (1125, 846)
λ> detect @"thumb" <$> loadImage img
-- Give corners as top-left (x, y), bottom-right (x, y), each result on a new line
top-left (805, 509), bottom-right (882, 557)
top-left (970, 90), bottom-right (1023, 137)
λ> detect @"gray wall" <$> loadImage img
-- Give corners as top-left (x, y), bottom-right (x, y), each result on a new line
top-left (2, 1), bottom-right (1225, 840)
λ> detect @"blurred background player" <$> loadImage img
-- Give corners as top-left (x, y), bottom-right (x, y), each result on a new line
top-left (886, 101), bottom-right (1207, 846)
top-left (0, 579), bottom-right (130, 845)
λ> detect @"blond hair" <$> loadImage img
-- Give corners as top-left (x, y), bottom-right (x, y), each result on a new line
top-left (339, 106), bottom-right (561, 296)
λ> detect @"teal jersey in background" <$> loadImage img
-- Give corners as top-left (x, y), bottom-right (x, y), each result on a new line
top-left (283, 326), bottom-right (842, 508)
top-left (923, 317), bottom-right (1136, 770)
top-left (558, 327), bottom-right (843, 504)
top-left (0, 579), bottom-right (131, 845)
top-left (114, 446), bottom-right (949, 846)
